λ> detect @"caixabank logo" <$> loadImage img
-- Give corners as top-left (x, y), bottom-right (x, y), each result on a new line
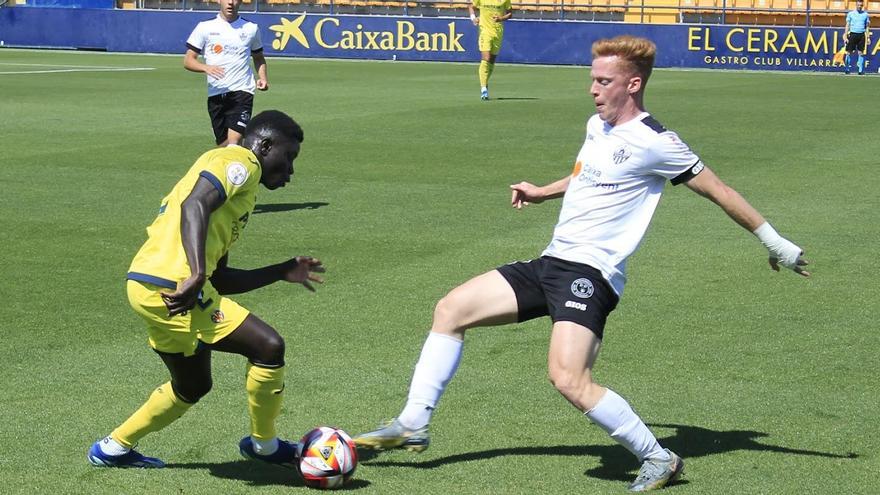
top-left (268, 14), bottom-right (467, 55)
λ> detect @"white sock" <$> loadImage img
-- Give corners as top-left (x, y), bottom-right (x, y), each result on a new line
top-left (397, 332), bottom-right (463, 430)
top-left (585, 389), bottom-right (670, 462)
top-left (251, 436), bottom-right (279, 455)
top-left (481, 86), bottom-right (488, 92)
top-left (99, 436), bottom-right (130, 456)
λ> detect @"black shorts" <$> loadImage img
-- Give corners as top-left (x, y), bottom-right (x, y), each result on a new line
top-left (207, 91), bottom-right (254, 145)
top-left (496, 256), bottom-right (619, 339)
top-left (846, 32), bottom-right (866, 52)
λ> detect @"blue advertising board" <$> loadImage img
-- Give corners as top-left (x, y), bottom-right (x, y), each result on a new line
top-left (0, 8), bottom-right (875, 72)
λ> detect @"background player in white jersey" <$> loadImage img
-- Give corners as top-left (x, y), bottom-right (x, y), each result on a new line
top-left (184, 0), bottom-right (268, 146)
top-left (354, 36), bottom-right (810, 492)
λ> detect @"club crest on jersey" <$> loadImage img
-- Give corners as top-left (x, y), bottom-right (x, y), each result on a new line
top-left (227, 162), bottom-right (249, 186)
top-left (571, 278), bottom-right (594, 299)
top-left (211, 310), bottom-right (225, 323)
top-left (612, 145), bottom-right (632, 165)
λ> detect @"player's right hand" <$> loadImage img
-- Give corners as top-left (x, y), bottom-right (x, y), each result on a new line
top-left (161, 275), bottom-right (206, 317)
top-left (205, 65), bottom-right (225, 79)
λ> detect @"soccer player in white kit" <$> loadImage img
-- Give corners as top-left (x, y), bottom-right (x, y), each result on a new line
top-left (184, 0), bottom-right (268, 146)
top-left (354, 36), bottom-right (810, 492)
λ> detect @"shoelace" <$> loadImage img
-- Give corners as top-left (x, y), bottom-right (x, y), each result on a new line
top-left (634, 460), bottom-right (665, 482)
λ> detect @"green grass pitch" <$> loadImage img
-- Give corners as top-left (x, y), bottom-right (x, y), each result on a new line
top-left (0, 49), bottom-right (877, 494)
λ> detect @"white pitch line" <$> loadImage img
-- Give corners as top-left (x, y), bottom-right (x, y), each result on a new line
top-left (0, 67), bottom-right (155, 75)
top-left (0, 62), bottom-right (149, 68)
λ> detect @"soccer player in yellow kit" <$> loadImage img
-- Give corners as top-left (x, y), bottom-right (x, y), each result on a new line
top-left (469, 0), bottom-right (512, 100)
top-left (88, 110), bottom-right (325, 468)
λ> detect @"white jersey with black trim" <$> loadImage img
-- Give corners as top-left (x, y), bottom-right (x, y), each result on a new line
top-left (542, 112), bottom-right (704, 296)
top-left (186, 15), bottom-right (263, 97)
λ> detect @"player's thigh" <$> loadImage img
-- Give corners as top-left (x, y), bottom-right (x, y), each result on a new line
top-left (209, 313), bottom-right (285, 366)
top-left (478, 32), bottom-right (495, 54)
top-left (225, 91), bottom-right (254, 137)
top-left (191, 283), bottom-right (256, 350)
top-left (127, 280), bottom-right (203, 356)
top-left (432, 269), bottom-right (519, 332)
top-left (207, 95), bottom-right (228, 145)
top-left (548, 320), bottom-right (602, 379)
top-left (489, 35), bottom-right (502, 56)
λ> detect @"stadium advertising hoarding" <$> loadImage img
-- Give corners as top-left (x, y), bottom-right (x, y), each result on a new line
top-left (0, 8), bottom-right (875, 72)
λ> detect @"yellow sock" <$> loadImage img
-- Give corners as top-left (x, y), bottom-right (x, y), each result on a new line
top-left (111, 382), bottom-right (192, 448)
top-left (479, 60), bottom-right (490, 88)
top-left (246, 363), bottom-right (285, 440)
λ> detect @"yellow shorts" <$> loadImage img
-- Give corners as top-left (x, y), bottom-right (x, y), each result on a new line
top-left (127, 280), bottom-right (250, 356)
top-left (479, 31), bottom-right (503, 55)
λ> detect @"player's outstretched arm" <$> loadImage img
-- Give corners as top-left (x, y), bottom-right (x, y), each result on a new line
top-left (211, 255), bottom-right (325, 295)
top-left (510, 175), bottom-right (570, 209)
top-left (684, 165), bottom-right (810, 277)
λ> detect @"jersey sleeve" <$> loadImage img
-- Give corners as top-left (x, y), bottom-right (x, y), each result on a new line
top-left (186, 22), bottom-right (206, 53)
top-left (472, 0), bottom-right (481, 8)
top-left (648, 131), bottom-right (704, 185)
top-left (198, 156), bottom-right (260, 202)
top-left (250, 23), bottom-right (264, 53)
top-left (503, 0), bottom-right (511, 10)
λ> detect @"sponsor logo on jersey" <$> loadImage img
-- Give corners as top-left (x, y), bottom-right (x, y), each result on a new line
top-left (227, 162), bottom-right (249, 186)
top-left (565, 300), bottom-right (587, 311)
top-left (571, 278), bottom-right (594, 299)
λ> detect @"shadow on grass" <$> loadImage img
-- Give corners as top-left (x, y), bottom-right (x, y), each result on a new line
top-left (165, 460), bottom-right (371, 490)
top-left (253, 202), bottom-right (329, 214)
top-left (361, 422), bottom-right (858, 484)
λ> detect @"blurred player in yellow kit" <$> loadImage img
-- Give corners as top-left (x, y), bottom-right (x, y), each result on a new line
top-left (469, 0), bottom-right (512, 100)
top-left (88, 110), bottom-right (325, 469)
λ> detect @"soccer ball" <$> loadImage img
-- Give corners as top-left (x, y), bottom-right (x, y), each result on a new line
top-left (298, 426), bottom-right (358, 489)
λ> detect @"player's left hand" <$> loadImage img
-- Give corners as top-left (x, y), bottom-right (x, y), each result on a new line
top-left (161, 275), bottom-right (206, 317)
top-left (256, 79), bottom-right (269, 91)
top-left (766, 238), bottom-right (810, 277)
top-left (282, 256), bottom-right (325, 291)
top-left (769, 254), bottom-right (810, 277)
top-left (510, 181), bottom-right (545, 209)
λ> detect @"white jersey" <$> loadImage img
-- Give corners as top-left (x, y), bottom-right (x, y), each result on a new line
top-left (186, 15), bottom-right (263, 97)
top-left (542, 112), bottom-right (704, 296)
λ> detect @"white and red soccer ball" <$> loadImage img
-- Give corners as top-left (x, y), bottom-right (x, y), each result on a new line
top-left (298, 426), bottom-right (358, 489)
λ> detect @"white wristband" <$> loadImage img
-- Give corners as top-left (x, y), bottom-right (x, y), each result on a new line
top-left (470, 14), bottom-right (477, 21)
top-left (753, 222), bottom-right (801, 269)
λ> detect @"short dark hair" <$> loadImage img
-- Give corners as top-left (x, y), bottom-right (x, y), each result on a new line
top-left (245, 110), bottom-right (304, 144)
top-left (592, 36), bottom-right (656, 84)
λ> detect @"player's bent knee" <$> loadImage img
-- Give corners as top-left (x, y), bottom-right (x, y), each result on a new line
top-left (548, 368), bottom-right (593, 400)
top-left (251, 333), bottom-right (285, 367)
top-left (431, 293), bottom-right (468, 335)
top-left (171, 378), bottom-right (212, 404)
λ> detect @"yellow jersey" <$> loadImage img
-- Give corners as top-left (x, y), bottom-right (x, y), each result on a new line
top-left (473, 0), bottom-right (512, 37)
top-left (127, 145), bottom-right (262, 289)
